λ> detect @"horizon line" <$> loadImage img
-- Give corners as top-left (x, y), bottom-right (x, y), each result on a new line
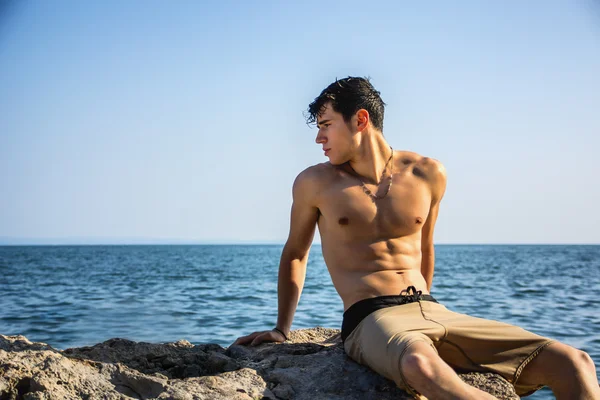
top-left (0, 239), bottom-right (598, 246)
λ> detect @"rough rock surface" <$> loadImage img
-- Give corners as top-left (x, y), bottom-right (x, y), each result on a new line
top-left (0, 328), bottom-right (519, 399)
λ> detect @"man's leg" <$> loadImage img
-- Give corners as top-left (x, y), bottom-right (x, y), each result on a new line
top-left (517, 342), bottom-right (600, 400)
top-left (401, 342), bottom-right (497, 400)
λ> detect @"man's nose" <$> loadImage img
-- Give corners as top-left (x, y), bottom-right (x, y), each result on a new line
top-left (315, 131), bottom-right (326, 144)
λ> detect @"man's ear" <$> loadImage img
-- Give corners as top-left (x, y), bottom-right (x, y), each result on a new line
top-left (356, 109), bottom-right (369, 131)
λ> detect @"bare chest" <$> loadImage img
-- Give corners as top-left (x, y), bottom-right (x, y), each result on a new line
top-left (317, 169), bottom-right (432, 240)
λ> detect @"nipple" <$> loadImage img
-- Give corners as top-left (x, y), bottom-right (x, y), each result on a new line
top-left (338, 217), bottom-right (349, 226)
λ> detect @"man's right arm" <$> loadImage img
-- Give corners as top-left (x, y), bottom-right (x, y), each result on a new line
top-left (233, 167), bottom-right (320, 346)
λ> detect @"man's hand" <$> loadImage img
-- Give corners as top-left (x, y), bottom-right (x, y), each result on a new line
top-left (232, 329), bottom-right (287, 347)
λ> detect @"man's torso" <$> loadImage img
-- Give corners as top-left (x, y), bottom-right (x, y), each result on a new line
top-left (310, 150), bottom-right (439, 310)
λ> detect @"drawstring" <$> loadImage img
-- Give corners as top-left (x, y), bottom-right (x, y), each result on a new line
top-left (341, 285), bottom-right (435, 342)
top-left (399, 285), bottom-right (423, 303)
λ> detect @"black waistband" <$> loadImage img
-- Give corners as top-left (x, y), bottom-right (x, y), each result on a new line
top-left (341, 286), bottom-right (437, 342)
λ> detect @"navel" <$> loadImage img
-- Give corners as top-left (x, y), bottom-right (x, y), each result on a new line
top-left (338, 217), bottom-right (349, 226)
top-left (416, 217), bottom-right (423, 224)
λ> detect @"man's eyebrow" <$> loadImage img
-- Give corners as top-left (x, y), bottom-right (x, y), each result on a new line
top-left (317, 119), bottom-right (331, 126)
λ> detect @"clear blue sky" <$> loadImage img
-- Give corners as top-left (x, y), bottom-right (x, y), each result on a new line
top-left (1, 0), bottom-right (599, 244)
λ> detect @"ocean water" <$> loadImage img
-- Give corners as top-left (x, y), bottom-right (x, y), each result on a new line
top-left (1, 244), bottom-right (599, 399)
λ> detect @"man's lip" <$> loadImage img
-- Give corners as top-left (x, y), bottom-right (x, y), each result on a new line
top-left (324, 148), bottom-right (331, 155)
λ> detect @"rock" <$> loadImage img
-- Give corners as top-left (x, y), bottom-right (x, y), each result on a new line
top-left (0, 328), bottom-right (520, 399)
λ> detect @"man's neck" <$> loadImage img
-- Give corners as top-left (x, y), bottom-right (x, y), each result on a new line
top-left (348, 131), bottom-right (392, 184)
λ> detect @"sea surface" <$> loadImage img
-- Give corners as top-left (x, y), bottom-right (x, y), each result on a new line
top-left (1, 244), bottom-right (599, 399)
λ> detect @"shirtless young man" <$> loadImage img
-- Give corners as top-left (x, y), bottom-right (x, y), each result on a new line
top-left (234, 77), bottom-right (600, 399)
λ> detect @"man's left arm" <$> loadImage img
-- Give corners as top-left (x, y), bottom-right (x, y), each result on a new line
top-left (420, 159), bottom-right (447, 292)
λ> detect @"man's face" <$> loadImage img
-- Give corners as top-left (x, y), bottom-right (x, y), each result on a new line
top-left (315, 103), bottom-right (356, 165)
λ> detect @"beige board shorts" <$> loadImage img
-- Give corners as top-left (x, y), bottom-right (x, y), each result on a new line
top-left (343, 300), bottom-right (554, 398)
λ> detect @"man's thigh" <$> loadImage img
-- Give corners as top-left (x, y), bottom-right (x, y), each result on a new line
top-left (420, 301), bottom-right (554, 396)
top-left (344, 302), bottom-right (445, 395)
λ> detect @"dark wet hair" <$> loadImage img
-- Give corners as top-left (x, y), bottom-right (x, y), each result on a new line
top-left (306, 76), bottom-right (386, 131)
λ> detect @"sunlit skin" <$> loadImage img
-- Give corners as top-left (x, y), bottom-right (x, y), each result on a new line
top-left (234, 102), bottom-right (446, 337)
top-left (309, 105), bottom-right (445, 311)
top-left (233, 103), bottom-right (600, 400)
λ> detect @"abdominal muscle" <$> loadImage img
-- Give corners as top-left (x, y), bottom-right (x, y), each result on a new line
top-left (321, 236), bottom-right (429, 310)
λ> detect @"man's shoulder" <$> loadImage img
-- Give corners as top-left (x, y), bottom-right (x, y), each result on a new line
top-left (398, 150), bottom-right (447, 202)
top-left (291, 162), bottom-right (335, 198)
top-left (294, 162), bottom-right (336, 185)
top-left (398, 150), bottom-right (446, 181)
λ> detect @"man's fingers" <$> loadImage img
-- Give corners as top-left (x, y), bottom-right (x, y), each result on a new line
top-left (233, 330), bottom-right (285, 347)
top-left (232, 332), bottom-right (259, 346)
top-left (250, 332), bottom-right (271, 346)
top-left (250, 336), bottom-right (262, 346)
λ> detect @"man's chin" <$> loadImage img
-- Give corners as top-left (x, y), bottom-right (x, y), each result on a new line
top-left (328, 157), bottom-right (345, 166)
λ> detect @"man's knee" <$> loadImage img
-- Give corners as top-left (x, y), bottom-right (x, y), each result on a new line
top-left (546, 343), bottom-right (596, 378)
top-left (400, 343), bottom-right (439, 382)
top-left (568, 348), bottom-right (596, 375)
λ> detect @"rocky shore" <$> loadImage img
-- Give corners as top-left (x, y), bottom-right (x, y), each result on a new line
top-left (1, 328), bottom-right (519, 399)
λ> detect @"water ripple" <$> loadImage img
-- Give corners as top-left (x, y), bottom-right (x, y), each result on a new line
top-left (0, 244), bottom-right (598, 400)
